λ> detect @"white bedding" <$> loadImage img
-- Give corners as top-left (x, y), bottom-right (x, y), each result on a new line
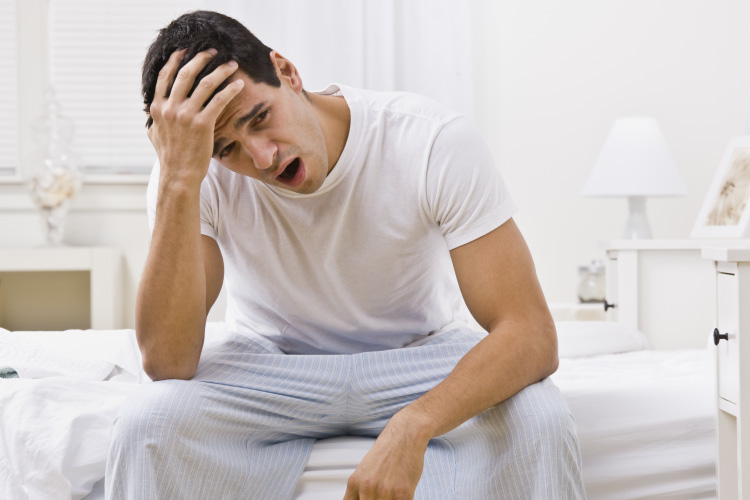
top-left (0, 323), bottom-right (716, 500)
top-left (555, 350), bottom-right (716, 499)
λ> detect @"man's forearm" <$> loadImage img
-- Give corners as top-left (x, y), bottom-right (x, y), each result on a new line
top-left (392, 320), bottom-right (558, 443)
top-left (343, 320), bottom-right (558, 499)
top-left (135, 48), bottom-right (243, 381)
top-left (136, 180), bottom-right (207, 381)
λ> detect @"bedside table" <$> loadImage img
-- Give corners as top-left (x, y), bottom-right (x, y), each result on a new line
top-left (548, 302), bottom-right (606, 321)
top-left (702, 246), bottom-right (750, 499)
top-left (603, 239), bottom-right (750, 349)
top-left (0, 247), bottom-right (122, 330)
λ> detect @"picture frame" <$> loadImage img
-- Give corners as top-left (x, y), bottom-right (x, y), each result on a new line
top-left (691, 136), bottom-right (750, 238)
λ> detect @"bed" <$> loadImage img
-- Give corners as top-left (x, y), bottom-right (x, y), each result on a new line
top-left (0, 320), bottom-right (716, 500)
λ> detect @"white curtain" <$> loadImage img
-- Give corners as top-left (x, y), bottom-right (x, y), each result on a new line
top-left (0, 0), bottom-right (19, 175)
top-left (198, 0), bottom-right (475, 118)
top-left (48, 0), bottom-right (199, 174)
top-left (46, 0), bottom-right (474, 175)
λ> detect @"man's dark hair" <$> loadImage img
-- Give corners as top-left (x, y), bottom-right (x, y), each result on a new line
top-left (141, 10), bottom-right (280, 128)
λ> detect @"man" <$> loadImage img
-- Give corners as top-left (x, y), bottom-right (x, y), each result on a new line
top-left (106, 9), bottom-right (584, 500)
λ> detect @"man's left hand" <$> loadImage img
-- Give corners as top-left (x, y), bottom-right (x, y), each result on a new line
top-left (343, 414), bottom-right (430, 500)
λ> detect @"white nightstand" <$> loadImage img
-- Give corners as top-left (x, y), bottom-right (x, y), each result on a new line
top-left (702, 246), bottom-right (750, 499)
top-left (548, 302), bottom-right (606, 321)
top-left (603, 239), bottom-right (750, 349)
top-left (0, 247), bottom-right (123, 330)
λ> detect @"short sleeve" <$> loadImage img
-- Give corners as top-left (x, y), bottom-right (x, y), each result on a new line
top-left (145, 159), bottom-right (219, 240)
top-left (424, 116), bottom-right (518, 250)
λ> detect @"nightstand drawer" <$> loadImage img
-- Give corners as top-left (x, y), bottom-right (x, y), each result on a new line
top-left (717, 271), bottom-right (740, 405)
top-left (701, 246), bottom-right (750, 500)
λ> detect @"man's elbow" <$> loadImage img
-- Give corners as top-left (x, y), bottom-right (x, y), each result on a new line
top-left (544, 351), bottom-right (560, 378)
top-left (135, 322), bottom-right (204, 381)
top-left (142, 354), bottom-right (199, 381)
top-left (541, 323), bottom-right (560, 378)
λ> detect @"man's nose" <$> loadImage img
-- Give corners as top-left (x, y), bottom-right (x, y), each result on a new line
top-left (243, 136), bottom-right (277, 171)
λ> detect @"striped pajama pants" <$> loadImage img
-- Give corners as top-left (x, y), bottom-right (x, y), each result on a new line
top-left (105, 327), bottom-right (585, 499)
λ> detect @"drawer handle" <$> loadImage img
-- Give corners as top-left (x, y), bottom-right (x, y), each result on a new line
top-left (714, 328), bottom-right (729, 346)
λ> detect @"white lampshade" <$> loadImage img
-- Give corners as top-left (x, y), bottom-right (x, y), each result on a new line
top-left (582, 117), bottom-right (687, 239)
top-left (582, 117), bottom-right (686, 197)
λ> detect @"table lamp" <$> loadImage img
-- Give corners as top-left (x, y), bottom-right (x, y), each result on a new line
top-left (582, 117), bottom-right (687, 239)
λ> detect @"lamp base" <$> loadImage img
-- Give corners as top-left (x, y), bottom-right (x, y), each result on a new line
top-left (623, 196), bottom-right (652, 239)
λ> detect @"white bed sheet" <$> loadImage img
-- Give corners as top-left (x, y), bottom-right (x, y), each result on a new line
top-left (0, 326), bottom-right (716, 500)
top-left (555, 349), bottom-right (716, 500)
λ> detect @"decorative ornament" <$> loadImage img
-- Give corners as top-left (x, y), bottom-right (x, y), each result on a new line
top-left (26, 88), bottom-right (82, 245)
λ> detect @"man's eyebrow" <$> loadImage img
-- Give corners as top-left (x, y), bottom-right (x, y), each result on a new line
top-left (234, 101), bottom-right (268, 130)
top-left (212, 101), bottom-right (268, 157)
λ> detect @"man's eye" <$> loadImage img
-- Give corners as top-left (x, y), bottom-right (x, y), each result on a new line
top-left (219, 143), bottom-right (234, 159)
top-left (255, 109), bottom-right (269, 125)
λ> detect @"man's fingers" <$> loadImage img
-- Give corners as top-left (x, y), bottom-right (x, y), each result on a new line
top-left (169, 48), bottom-right (218, 102)
top-left (202, 78), bottom-right (244, 122)
top-left (153, 49), bottom-right (186, 104)
top-left (186, 59), bottom-right (241, 113)
top-left (343, 475), bottom-right (359, 500)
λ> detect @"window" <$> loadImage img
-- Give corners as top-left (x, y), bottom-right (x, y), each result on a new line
top-left (0, 0), bottom-right (19, 176)
top-left (7, 0), bottom-right (472, 181)
top-left (48, 0), bottom-right (198, 177)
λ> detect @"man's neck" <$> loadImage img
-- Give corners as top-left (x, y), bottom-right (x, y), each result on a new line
top-left (309, 91), bottom-right (351, 174)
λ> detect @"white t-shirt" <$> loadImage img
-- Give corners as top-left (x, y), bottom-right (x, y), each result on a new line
top-left (147, 84), bottom-right (517, 354)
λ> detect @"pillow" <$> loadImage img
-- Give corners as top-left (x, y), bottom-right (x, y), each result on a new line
top-left (555, 321), bottom-right (650, 358)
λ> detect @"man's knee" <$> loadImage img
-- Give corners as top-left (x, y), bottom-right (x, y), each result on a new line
top-left (474, 378), bottom-right (578, 455)
top-left (111, 379), bottom-right (198, 453)
top-left (441, 379), bottom-right (583, 499)
top-left (479, 379), bottom-right (583, 488)
top-left (516, 378), bottom-right (576, 437)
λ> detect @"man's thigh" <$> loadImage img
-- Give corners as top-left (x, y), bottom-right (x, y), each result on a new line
top-left (122, 331), bottom-right (356, 441)
top-left (443, 377), bottom-right (584, 498)
top-left (347, 327), bottom-right (484, 434)
top-left (343, 327), bottom-right (584, 498)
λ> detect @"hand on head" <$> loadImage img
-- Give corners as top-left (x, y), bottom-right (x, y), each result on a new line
top-left (146, 49), bottom-right (244, 187)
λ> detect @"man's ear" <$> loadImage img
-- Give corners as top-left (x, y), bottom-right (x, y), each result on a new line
top-left (270, 51), bottom-right (303, 93)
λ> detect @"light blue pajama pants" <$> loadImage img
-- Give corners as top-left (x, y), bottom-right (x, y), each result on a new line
top-left (105, 327), bottom-right (585, 499)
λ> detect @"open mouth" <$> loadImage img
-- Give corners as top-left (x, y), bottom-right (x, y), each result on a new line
top-left (276, 157), bottom-right (303, 186)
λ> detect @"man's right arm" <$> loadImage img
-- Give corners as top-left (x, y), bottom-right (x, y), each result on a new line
top-left (135, 48), bottom-right (243, 381)
top-left (136, 193), bottom-right (224, 381)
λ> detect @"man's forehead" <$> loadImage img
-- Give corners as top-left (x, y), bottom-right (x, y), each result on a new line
top-left (213, 85), bottom-right (273, 155)
top-left (215, 75), bottom-right (275, 129)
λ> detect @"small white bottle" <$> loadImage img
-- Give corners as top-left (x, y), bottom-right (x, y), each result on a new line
top-left (577, 260), bottom-right (606, 303)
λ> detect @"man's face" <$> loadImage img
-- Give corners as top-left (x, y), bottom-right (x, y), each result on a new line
top-left (212, 70), bottom-right (329, 194)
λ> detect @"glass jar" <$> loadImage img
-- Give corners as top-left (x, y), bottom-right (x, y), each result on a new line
top-left (577, 260), bottom-right (606, 303)
top-left (25, 89), bottom-right (82, 245)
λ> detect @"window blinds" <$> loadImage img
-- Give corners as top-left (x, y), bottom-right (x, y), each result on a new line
top-left (0, 0), bottom-right (19, 176)
top-left (48, 0), bottom-right (196, 175)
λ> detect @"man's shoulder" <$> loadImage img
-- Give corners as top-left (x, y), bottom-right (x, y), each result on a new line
top-left (339, 84), bottom-right (462, 126)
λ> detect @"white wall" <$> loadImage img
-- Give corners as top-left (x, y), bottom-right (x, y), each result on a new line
top-left (2, 1), bottom-right (749, 329)
top-left (471, 0), bottom-right (750, 303)
top-left (0, 184), bottom-right (152, 329)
